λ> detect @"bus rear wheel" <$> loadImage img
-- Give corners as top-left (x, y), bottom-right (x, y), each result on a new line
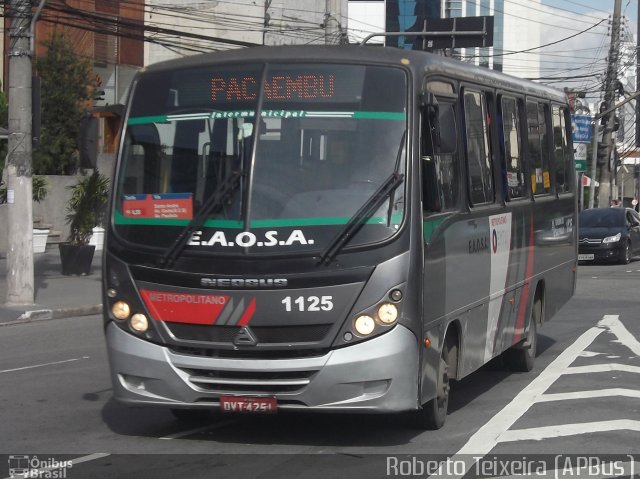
top-left (504, 297), bottom-right (541, 372)
top-left (414, 340), bottom-right (453, 430)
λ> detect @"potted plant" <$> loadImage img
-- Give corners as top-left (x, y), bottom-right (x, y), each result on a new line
top-left (59, 171), bottom-right (110, 275)
top-left (31, 175), bottom-right (51, 253)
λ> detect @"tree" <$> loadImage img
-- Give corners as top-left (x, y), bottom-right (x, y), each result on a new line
top-left (0, 82), bottom-right (7, 180)
top-left (33, 32), bottom-right (94, 175)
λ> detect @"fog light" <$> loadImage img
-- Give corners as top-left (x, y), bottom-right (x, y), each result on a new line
top-left (107, 288), bottom-right (117, 298)
top-left (130, 313), bottom-right (148, 332)
top-left (354, 315), bottom-right (375, 336)
top-left (377, 303), bottom-right (398, 324)
top-left (112, 301), bottom-right (130, 320)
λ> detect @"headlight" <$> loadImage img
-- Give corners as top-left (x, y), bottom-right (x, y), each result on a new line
top-left (111, 301), bottom-right (131, 320)
top-left (130, 313), bottom-right (149, 332)
top-left (354, 315), bottom-right (375, 336)
top-left (603, 232), bottom-right (622, 244)
top-left (377, 303), bottom-right (398, 324)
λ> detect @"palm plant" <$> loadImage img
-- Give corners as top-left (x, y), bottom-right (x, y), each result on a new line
top-left (65, 171), bottom-right (110, 245)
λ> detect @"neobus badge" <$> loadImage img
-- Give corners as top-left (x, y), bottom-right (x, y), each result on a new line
top-left (200, 278), bottom-right (288, 288)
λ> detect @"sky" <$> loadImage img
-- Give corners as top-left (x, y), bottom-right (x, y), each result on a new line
top-left (347, 0), bottom-right (638, 103)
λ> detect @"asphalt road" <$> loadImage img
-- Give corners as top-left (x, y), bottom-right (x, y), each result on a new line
top-left (1, 261), bottom-right (639, 478)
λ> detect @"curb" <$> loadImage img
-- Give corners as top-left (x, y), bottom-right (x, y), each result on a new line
top-left (0, 304), bottom-right (102, 326)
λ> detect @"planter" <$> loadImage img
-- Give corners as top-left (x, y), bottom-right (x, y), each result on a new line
top-left (59, 243), bottom-right (96, 276)
top-left (33, 228), bottom-right (50, 254)
top-left (89, 226), bottom-right (105, 251)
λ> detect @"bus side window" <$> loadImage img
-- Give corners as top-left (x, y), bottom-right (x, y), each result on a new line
top-left (526, 101), bottom-right (551, 195)
top-left (421, 100), bottom-right (460, 213)
top-left (463, 90), bottom-right (494, 205)
top-left (552, 105), bottom-right (571, 193)
top-left (499, 96), bottom-right (525, 200)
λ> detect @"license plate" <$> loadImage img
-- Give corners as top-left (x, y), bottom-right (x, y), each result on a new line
top-left (219, 395), bottom-right (277, 413)
top-left (578, 254), bottom-right (594, 261)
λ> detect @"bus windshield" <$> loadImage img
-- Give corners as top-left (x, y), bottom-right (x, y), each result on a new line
top-left (114, 63), bottom-right (408, 255)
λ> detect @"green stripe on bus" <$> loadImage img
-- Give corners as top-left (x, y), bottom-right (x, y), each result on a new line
top-left (127, 111), bottom-right (405, 125)
top-left (128, 115), bottom-right (168, 125)
top-left (114, 210), bottom-right (403, 228)
top-left (423, 216), bottom-right (449, 243)
top-left (352, 112), bottom-right (405, 120)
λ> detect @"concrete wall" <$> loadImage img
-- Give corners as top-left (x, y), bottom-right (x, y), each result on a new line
top-left (0, 155), bottom-right (115, 256)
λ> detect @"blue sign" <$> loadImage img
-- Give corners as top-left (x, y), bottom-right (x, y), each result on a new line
top-left (571, 114), bottom-right (592, 143)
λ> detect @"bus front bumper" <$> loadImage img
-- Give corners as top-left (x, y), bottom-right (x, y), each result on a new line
top-left (106, 322), bottom-right (419, 412)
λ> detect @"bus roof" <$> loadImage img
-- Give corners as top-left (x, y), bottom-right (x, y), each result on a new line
top-left (140, 45), bottom-right (566, 103)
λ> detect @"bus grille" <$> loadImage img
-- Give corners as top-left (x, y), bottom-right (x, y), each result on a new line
top-left (166, 323), bottom-right (333, 345)
top-left (180, 367), bottom-right (316, 394)
top-left (168, 345), bottom-right (330, 360)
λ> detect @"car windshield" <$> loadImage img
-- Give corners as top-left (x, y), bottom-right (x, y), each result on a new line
top-left (113, 62), bottom-right (407, 255)
top-left (579, 209), bottom-right (624, 228)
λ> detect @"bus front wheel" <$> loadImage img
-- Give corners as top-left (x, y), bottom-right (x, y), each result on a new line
top-left (415, 339), bottom-right (453, 430)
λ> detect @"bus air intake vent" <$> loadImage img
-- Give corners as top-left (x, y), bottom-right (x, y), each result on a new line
top-left (166, 323), bottom-right (332, 344)
top-left (181, 368), bottom-right (317, 394)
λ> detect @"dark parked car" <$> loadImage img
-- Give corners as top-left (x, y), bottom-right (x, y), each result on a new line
top-left (578, 207), bottom-right (640, 264)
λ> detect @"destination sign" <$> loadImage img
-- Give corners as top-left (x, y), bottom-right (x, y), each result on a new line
top-left (211, 74), bottom-right (335, 102)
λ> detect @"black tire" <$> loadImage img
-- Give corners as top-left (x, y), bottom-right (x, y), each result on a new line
top-left (620, 241), bottom-right (631, 264)
top-left (504, 297), bottom-right (540, 372)
top-left (414, 338), bottom-right (454, 430)
top-left (170, 408), bottom-right (216, 423)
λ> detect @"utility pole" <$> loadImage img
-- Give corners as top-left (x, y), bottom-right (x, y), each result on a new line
top-left (597, 0), bottom-right (622, 208)
top-left (5, 0), bottom-right (34, 306)
top-left (325, 0), bottom-right (345, 45)
top-left (636, 0), bottom-right (640, 148)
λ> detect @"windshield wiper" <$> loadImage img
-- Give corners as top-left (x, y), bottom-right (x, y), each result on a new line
top-left (158, 170), bottom-right (243, 267)
top-left (317, 171), bottom-right (404, 265)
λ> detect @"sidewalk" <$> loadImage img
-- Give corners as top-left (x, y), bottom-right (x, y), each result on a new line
top-left (0, 249), bottom-right (103, 324)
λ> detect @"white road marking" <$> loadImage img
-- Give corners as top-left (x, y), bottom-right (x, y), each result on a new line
top-left (456, 316), bottom-right (613, 456)
top-left (537, 388), bottom-right (640, 402)
top-left (606, 317), bottom-right (640, 356)
top-left (159, 418), bottom-right (236, 440)
top-left (498, 420), bottom-right (640, 442)
top-left (440, 314), bottom-right (634, 478)
top-left (0, 356), bottom-right (90, 374)
top-left (578, 351), bottom-right (604, 357)
top-left (565, 363), bottom-right (640, 374)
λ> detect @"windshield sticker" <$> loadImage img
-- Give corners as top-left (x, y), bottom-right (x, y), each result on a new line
top-left (128, 110), bottom-right (405, 125)
top-left (122, 193), bottom-right (193, 220)
top-left (188, 229), bottom-right (315, 248)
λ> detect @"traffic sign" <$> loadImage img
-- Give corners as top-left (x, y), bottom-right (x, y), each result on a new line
top-left (575, 159), bottom-right (587, 172)
top-left (571, 114), bottom-right (592, 143)
top-left (574, 143), bottom-right (587, 160)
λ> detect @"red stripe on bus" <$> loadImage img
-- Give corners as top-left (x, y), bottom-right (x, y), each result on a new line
top-left (139, 289), bottom-right (229, 324)
top-left (237, 298), bottom-right (256, 326)
top-left (514, 218), bottom-right (535, 343)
